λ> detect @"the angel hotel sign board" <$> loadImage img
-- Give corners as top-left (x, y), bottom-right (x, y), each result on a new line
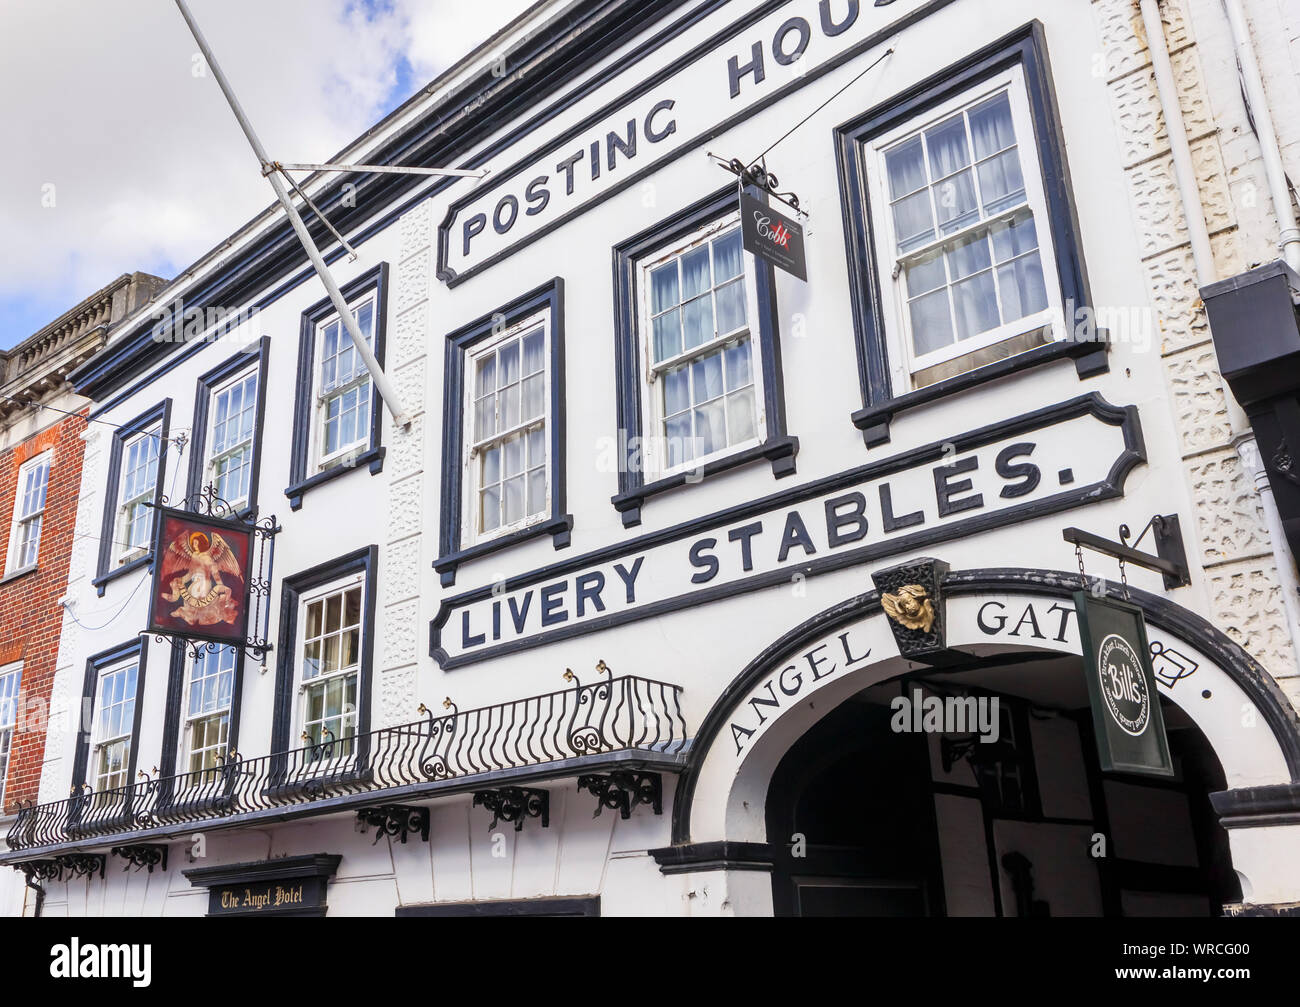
top-left (146, 508), bottom-right (254, 647)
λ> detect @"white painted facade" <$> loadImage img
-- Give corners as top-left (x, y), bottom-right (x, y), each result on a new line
top-left (6, 0), bottom-right (1300, 917)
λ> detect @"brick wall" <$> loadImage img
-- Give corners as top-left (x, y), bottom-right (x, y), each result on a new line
top-left (0, 411), bottom-right (87, 812)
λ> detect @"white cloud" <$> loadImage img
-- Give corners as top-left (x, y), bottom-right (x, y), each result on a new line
top-left (0, 0), bottom-right (533, 343)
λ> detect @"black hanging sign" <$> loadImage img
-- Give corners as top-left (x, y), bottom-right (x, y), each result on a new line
top-left (1073, 592), bottom-right (1174, 778)
top-left (740, 191), bottom-right (807, 281)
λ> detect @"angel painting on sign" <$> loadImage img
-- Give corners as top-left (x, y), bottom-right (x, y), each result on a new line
top-left (159, 529), bottom-right (243, 627)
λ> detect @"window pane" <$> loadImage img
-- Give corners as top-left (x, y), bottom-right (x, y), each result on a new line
top-left (715, 278), bottom-right (747, 334)
top-left (723, 339), bottom-right (752, 392)
top-left (526, 427), bottom-right (546, 468)
top-left (481, 486), bottom-right (501, 532)
top-left (482, 445), bottom-right (500, 486)
top-left (528, 468), bottom-right (546, 516)
top-left (926, 113), bottom-right (971, 178)
top-left (522, 329), bottom-right (545, 375)
top-left (475, 355), bottom-right (496, 398)
top-left (905, 250), bottom-right (947, 297)
top-left (499, 341), bottom-right (519, 386)
top-left (886, 136), bottom-right (927, 199)
top-left (344, 587), bottom-right (361, 629)
top-left (934, 170), bottom-right (978, 234)
top-left (663, 365), bottom-right (690, 417)
top-left (650, 262), bottom-right (680, 313)
top-left (323, 635), bottom-right (340, 674)
top-left (892, 190), bottom-right (935, 253)
top-left (691, 351), bottom-right (724, 403)
top-left (997, 252), bottom-right (1049, 322)
top-left (665, 412), bottom-right (694, 467)
top-left (969, 92), bottom-right (1016, 159)
top-left (304, 640), bottom-right (321, 680)
top-left (474, 394), bottom-right (496, 441)
top-left (945, 232), bottom-right (993, 281)
top-left (499, 382), bottom-right (521, 429)
top-left (910, 289), bottom-right (955, 356)
top-left (991, 214), bottom-right (1039, 262)
top-left (681, 294), bottom-right (713, 352)
top-left (521, 374), bottom-right (545, 421)
top-left (325, 593), bottom-right (341, 634)
top-left (306, 600), bottom-right (323, 639)
top-left (951, 271), bottom-right (1001, 341)
top-left (503, 435), bottom-right (524, 478)
top-left (653, 308), bottom-right (682, 362)
top-left (503, 475), bottom-right (525, 524)
top-left (681, 244), bottom-right (710, 299)
top-left (694, 399), bottom-right (726, 456)
top-left (977, 149), bottom-right (1025, 214)
top-left (712, 229), bottom-right (744, 282)
top-left (726, 390), bottom-right (757, 444)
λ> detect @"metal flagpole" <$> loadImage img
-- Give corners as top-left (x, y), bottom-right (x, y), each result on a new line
top-left (173, 0), bottom-right (412, 428)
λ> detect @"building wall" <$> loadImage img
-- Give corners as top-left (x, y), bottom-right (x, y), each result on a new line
top-left (13, 0), bottom-right (1300, 915)
top-left (0, 412), bottom-right (87, 813)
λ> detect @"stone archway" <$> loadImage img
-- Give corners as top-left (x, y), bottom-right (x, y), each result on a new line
top-left (659, 567), bottom-right (1300, 914)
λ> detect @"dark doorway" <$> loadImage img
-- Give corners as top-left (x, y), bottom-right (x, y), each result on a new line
top-left (764, 658), bottom-right (1238, 916)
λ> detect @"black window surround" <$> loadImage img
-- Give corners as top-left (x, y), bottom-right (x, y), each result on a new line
top-left (834, 21), bottom-right (1107, 449)
top-left (186, 336), bottom-right (271, 516)
top-left (285, 264), bottom-right (389, 511)
top-left (159, 645), bottom-right (247, 781)
top-left (270, 545), bottom-right (378, 758)
top-left (71, 638), bottom-right (149, 791)
top-left (92, 399), bottom-right (172, 597)
top-left (435, 278), bottom-right (572, 588)
top-left (611, 185), bottom-right (798, 529)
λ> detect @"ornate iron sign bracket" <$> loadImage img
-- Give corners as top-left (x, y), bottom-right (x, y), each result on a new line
top-left (472, 788), bottom-right (549, 832)
top-left (1063, 514), bottom-right (1191, 591)
top-left (146, 487), bottom-right (282, 661)
top-left (110, 844), bottom-right (169, 873)
top-left (577, 771), bottom-right (663, 820)
top-left (355, 805), bottom-right (431, 845)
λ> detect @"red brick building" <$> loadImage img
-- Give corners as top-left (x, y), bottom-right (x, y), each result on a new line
top-left (0, 273), bottom-right (163, 815)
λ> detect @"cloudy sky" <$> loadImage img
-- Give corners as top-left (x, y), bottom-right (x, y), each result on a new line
top-left (0, 0), bottom-right (535, 351)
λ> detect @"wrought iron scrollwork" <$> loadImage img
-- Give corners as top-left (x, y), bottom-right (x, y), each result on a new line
top-left (56, 853), bottom-right (106, 880)
top-left (576, 772), bottom-right (662, 820)
top-left (14, 859), bottom-right (63, 883)
top-left (110, 844), bottom-right (168, 873)
top-left (472, 788), bottom-right (549, 832)
top-left (355, 805), bottom-right (430, 845)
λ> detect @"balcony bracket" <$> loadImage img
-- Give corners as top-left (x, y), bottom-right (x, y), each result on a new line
top-left (472, 787), bottom-right (549, 832)
top-left (577, 771), bottom-right (663, 821)
top-left (355, 804), bottom-right (431, 845)
top-left (111, 844), bottom-right (169, 873)
top-left (57, 853), bottom-right (106, 880)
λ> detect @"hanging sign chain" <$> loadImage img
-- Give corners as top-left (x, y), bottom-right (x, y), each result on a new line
top-left (1076, 543), bottom-right (1088, 592)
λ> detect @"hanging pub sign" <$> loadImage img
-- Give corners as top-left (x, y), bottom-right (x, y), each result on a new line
top-left (1073, 592), bottom-right (1174, 778)
top-left (146, 507), bottom-right (255, 647)
top-left (740, 190), bottom-right (807, 281)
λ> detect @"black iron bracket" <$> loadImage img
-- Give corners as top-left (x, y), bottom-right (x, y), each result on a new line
top-left (56, 853), bottom-right (106, 881)
top-left (577, 771), bottom-right (663, 820)
top-left (708, 152), bottom-right (806, 217)
top-left (472, 788), bottom-right (549, 832)
top-left (110, 844), bottom-right (169, 873)
top-left (13, 859), bottom-right (63, 883)
top-left (1062, 514), bottom-right (1191, 590)
top-left (355, 804), bottom-right (431, 845)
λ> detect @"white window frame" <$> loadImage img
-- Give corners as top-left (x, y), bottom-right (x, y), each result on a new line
top-left (89, 659), bottom-right (138, 794)
top-left (295, 572), bottom-right (365, 768)
top-left (114, 426), bottom-right (162, 568)
top-left (7, 451), bottom-right (50, 573)
top-left (311, 291), bottom-right (378, 472)
top-left (179, 646), bottom-right (237, 778)
top-left (867, 65), bottom-right (1065, 386)
top-left (636, 212), bottom-right (767, 482)
top-left (0, 662), bottom-right (22, 808)
top-left (200, 368), bottom-right (259, 510)
top-left (461, 308), bottom-right (552, 548)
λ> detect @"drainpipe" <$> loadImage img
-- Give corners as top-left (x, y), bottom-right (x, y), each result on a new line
top-left (1222, 0), bottom-right (1300, 280)
top-left (23, 871), bottom-right (45, 918)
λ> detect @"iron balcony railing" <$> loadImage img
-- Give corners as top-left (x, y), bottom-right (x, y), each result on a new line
top-left (6, 672), bottom-right (686, 852)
